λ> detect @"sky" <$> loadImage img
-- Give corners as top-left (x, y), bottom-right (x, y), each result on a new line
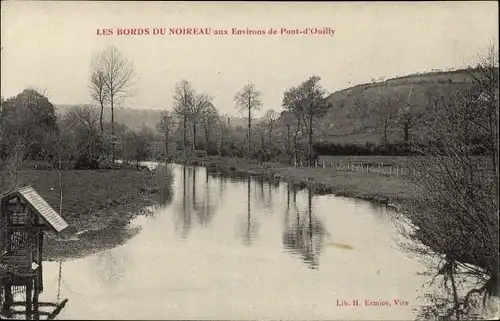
top-left (1, 1), bottom-right (498, 117)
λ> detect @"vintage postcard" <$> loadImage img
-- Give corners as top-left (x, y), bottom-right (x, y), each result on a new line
top-left (1, 1), bottom-right (499, 320)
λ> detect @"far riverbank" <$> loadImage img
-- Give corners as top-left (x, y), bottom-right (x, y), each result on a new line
top-left (174, 156), bottom-right (417, 209)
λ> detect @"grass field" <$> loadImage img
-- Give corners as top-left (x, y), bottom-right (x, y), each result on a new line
top-left (15, 168), bottom-right (166, 260)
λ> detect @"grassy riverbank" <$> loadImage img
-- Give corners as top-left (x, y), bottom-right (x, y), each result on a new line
top-left (175, 156), bottom-right (417, 207)
top-left (15, 165), bottom-right (173, 261)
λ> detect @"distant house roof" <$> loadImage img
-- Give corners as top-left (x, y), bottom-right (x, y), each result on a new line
top-left (4, 185), bottom-right (69, 233)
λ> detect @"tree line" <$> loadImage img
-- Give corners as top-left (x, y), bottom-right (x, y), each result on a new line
top-left (159, 75), bottom-right (332, 166)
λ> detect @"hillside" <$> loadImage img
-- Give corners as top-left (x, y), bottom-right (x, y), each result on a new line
top-left (294, 68), bottom-right (478, 145)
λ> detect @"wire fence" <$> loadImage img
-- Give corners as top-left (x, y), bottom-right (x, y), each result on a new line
top-left (293, 159), bottom-right (407, 176)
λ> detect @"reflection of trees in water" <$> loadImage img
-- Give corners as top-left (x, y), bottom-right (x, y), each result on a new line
top-left (282, 186), bottom-right (327, 269)
top-left (196, 170), bottom-right (217, 227)
top-left (239, 177), bottom-right (260, 246)
top-left (256, 178), bottom-right (275, 214)
top-left (145, 163), bottom-right (175, 219)
top-left (218, 176), bottom-right (225, 199)
top-left (393, 214), bottom-right (498, 320)
top-left (82, 223), bottom-right (139, 289)
top-left (174, 166), bottom-right (218, 238)
top-left (93, 247), bottom-right (133, 290)
top-left (411, 257), bottom-right (499, 320)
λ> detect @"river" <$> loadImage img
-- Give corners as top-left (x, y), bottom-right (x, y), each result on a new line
top-left (35, 164), bottom-right (428, 320)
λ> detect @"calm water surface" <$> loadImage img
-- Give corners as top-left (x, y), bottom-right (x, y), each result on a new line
top-left (38, 164), bottom-right (427, 320)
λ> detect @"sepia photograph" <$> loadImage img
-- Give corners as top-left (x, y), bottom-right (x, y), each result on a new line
top-left (0, 1), bottom-right (499, 320)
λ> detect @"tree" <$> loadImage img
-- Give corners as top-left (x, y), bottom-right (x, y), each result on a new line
top-left (0, 142), bottom-right (26, 198)
top-left (92, 45), bottom-right (136, 162)
top-left (173, 80), bottom-right (195, 155)
top-left (61, 105), bottom-right (102, 168)
top-left (254, 122), bottom-right (267, 162)
top-left (200, 103), bottom-right (219, 153)
top-left (122, 126), bottom-right (154, 166)
top-left (282, 87), bottom-right (306, 165)
top-left (89, 58), bottom-right (107, 136)
top-left (399, 48), bottom-right (499, 318)
top-left (393, 84), bottom-right (426, 143)
top-left (234, 84), bottom-right (262, 159)
top-left (278, 111), bottom-right (295, 164)
top-left (41, 128), bottom-right (75, 218)
top-left (157, 111), bottom-right (175, 160)
top-left (298, 76), bottom-right (330, 166)
top-left (190, 92), bottom-right (213, 151)
top-left (263, 109), bottom-right (279, 144)
top-left (1, 88), bottom-right (58, 159)
top-left (374, 87), bottom-right (398, 145)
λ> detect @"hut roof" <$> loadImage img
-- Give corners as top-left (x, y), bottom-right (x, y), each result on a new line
top-left (3, 185), bottom-right (69, 233)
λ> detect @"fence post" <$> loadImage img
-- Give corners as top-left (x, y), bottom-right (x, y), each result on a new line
top-left (389, 166), bottom-right (392, 175)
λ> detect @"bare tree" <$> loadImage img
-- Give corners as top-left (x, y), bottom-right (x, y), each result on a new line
top-left (42, 130), bottom-right (74, 217)
top-left (173, 80), bottom-right (195, 155)
top-left (92, 45), bottom-right (136, 162)
top-left (393, 84), bottom-right (427, 144)
top-left (374, 88), bottom-right (398, 145)
top-left (88, 58), bottom-right (107, 135)
top-left (234, 84), bottom-right (262, 159)
top-left (200, 102), bottom-right (219, 152)
top-left (157, 111), bottom-right (175, 160)
top-left (122, 126), bottom-right (154, 167)
top-left (398, 48), bottom-right (499, 318)
top-left (190, 93), bottom-right (213, 151)
top-left (285, 76), bottom-right (329, 166)
top-left (218, 115), bottom-right (230, 156)
top-left (282, 87), bottom-right (306, 165)
top-left (263, 109), bottom-right (279, 144)
top-left (62, 105), bottom-right (102, 167)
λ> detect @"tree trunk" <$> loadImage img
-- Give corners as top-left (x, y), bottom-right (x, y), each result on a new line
top-left (293, 117), bottom-right (301, 165)
top-left (404, 121), bottom-right (409, 143)
top-left (183, 115), bottom-right (187, 156)
top-left (308, 114), bottom-right (313, 166)
top-left (261, 133), bottom-right (265, 163)
top-left (192, 121), bottom-right (197, 151)
top-left (219, 125), bottom-right (223, 156)
top-left (99, 101), bottom-right (104, 136)
top-left (165, 133), bottom-right (169, 161)
top-left (111, 100), bottom-right (115, 162)
top-left (286, 124), bottom-right (291, 165)
top-left (206, 128), bottom-right (210, 152)
top-left (247, 106), bottom-right (251, 160)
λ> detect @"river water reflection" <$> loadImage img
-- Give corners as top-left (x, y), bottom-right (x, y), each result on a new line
top-left (38, 164), bottom-right (428, 320)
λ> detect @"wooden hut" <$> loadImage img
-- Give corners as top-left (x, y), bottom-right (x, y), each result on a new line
top-left (1, 185), bottom-right (69, 319)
